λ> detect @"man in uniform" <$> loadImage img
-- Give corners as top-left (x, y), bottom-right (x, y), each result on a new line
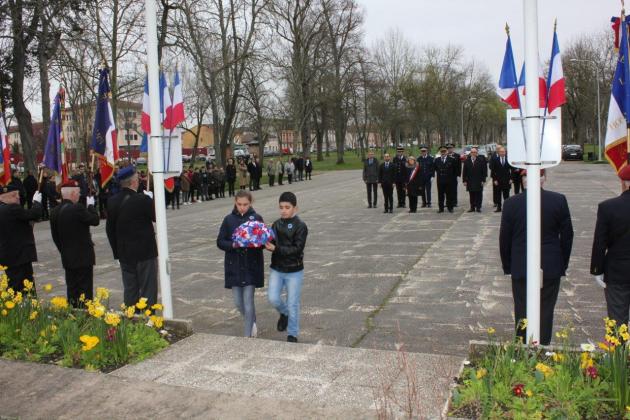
top-left (489, 146), bottom-right (512, 212)
top-left (363, 151), bottom-right (379, 208)
top-left (447, 143), bottom-right (462, 207)
top-left (0, 185), bottom-right (42, 292)
top-left (434, 145), bottom-right (457, 213)
top-left (462, 147), bottom-right (487, 212)
top-left (106, 166), bottom-right (158, 308)
top-left (417, 146), bottom-right (434, 208)
top-left (50, 180), bottom-right (100, 307)
top-left (500, 169), bottom-right (573, 345)
top-left (393, 147), bottom-right (408, 208)
top-left (378, 153), bottom-right (395, 213)
top-left (590, 177), bottom-right (630, 325)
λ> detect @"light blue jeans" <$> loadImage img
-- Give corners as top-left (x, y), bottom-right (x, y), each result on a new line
top-left (232, 285), bottom-right (256, 337)
top-left (268, 269), bottom-right (304, 337)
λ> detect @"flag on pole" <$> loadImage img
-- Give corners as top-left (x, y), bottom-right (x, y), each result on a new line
top-left (43, 89), bottom-right (69, 183)
top-left (91, 68), bottom-right (119, 187)
top-left (160, 72), bottom-right (171, 127)
top-left (140, 75), bottom-right (150, 153)
top-left (544, 26), bottom-right (565, 114)
top-left (497, 31), bottom-right (520, 109)
top-left (0, 106), bottom-right (10, 186)
top-left (517, 62), bottom-right (548, 109)
top-left (164, 69), bottom-right (185, 130)
top-left (604, 12), bottom-right (630, 178)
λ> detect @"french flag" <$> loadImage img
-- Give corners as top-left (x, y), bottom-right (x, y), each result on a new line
top-left (0, 106), bottom-right (10, 186)
top-left (160, 72), bottom-right (171, 129)
top-left (544, 29), bottom-right (565, 114)
top-left (141, 75), bottom-right (151, 134)
top-left (165, 69), bottom-right (185, 130)
top-left (497, 33), bottom-right (520, 109)
top-left (517, 62), bottom-right (548, 109)
top-left (91, 68), bottom-right (118, 187)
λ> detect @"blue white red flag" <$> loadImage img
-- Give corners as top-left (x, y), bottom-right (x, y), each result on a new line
top-left (497, 33), bottom-right (520, 109)
top-left (0, 106), bottom-right (10, 186)
top-left (91, 68), bottom-right (118, 187)
top-left (545, 28), bottom-right (565, 114)
top-left (517, 62), bottom-right (547, 109)
top-left (164, 69), bottom-right (185, 130)
top-left (140, 75), bottom-right (150, 153)
top-left (43, 89), bottom-right (69, 183)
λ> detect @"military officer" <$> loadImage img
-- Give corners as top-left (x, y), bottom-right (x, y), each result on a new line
top-left (106, 166), bottom-right (158, 308)
top-left (50, 180), bottom-right (100, 307)
top-left (434, 146), bottom-right (457, 213)
top-left (0, 184), bottom-right (42, 292)
top-left (378, 153), bottom-right (395, 213)
top-left (447, 143), bottom-right (462, 207)
top-left (393, 146), bottom-right (408, 208)
top-left (417, 146), bottom-right (434, 208)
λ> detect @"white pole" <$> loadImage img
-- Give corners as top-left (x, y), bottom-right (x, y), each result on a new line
top-left (145, 0), bottom-right (174, 319)
top-left (596, 66), bottom-right (602, 161)
top-left (523, 0), bottom-right (541, 344)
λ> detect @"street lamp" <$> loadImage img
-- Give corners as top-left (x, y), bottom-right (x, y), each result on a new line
top-left (570, 58), bottom-right (602, 161)
top-left (461, 97), bottom-right (477, 146)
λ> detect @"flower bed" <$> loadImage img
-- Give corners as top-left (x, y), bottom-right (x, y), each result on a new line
top-left (0, 267), bottom-right (174, 372)
top-left (449, 320), bottom-right (630, 419)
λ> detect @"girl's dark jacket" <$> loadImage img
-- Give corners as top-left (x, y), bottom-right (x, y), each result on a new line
top-left (217, 207), bottom-right (265, 289)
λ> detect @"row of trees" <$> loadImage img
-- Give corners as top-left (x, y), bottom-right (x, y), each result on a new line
top-left (0, 0), bottom-right (615, 173)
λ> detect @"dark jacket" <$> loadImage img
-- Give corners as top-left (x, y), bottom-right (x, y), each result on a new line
top-left (500, 189), bottom-right (574, 280)
top-left (434, 155), bottom-right (458, 184)
top-left (489, 155), bottom-right (513, 189)
top-left (363, 158), bottom-right (379, 183)
top-left (406, 164), bottom-right (424, 197)
top-left (0, 201), bottom-right (42, 267)
top-left (106, 188), bottom-right (157, 264)
top-left (393, 155), bottom-right (408, 183)
top-left (305, 159), bottom-right (313, 173)
top-left (9, 176), bottom-right (26, 204)
top-left (449, 152), bottom-right (462, 178)
top-left (378, 161), bottom-right (395, 184)
top-left (23, 175), bottom-right (38, 196)
top-left (590, 190), bottom-right (630, 284)
top-left (216, 207), bottom-right (265, 288)
top-left (270, 215), bottom-right (308, 273)
top-left (462, 156), bottom-right (488, 192)
top-left (226, 164), bottom-right (237, 182)
top-left (50, 200), bottom-right (100, 269)
top-left (417, 154), bottom-right (434, 182)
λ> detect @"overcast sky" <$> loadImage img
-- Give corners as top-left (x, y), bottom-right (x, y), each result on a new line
top-left (357, 0), bottom-right (620, 79)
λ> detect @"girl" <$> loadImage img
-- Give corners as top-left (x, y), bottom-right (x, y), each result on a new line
top-left (216, 190), bottom-right (264, 337)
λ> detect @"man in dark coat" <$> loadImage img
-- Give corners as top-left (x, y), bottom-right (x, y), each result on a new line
top-left (462, 147), bottom-right (488, 212)
top-left (500, 169), bottom-right (573, 345)
top-left (512, 167), bottom-right (523, 195)
top-left (363, 151), bottom-right (379, 208)
top-left (392, 147), bottom-right (408, 208)
top-left (434, 146), bottom-right (458, 213)
top-left (447, 143), bottom-right (462, 207)
top-left (106, 167), bottom-right (158, 308)
top-left (71, 164), bottom-right (89, 206)
top-left (378, 153), bottom-right (395, 213)
top-left (23, 170), bottom-right (38, 209)
top-left (50, 180), bottom-right (100, 307)
top-left (296, 156), bottom-right (305, 181)
top-left (304, 156), bottom-right (313, 180)
top-left (590, 178), bottom-right (630, 325)
top-left (9, 170), bottom-right (26, 207)
top-left (0, 185), bottom-right (42, 292)
top-left (417, 146), bottom-right (434, 208)
top-left (489, 146), bottom-right (513, 212)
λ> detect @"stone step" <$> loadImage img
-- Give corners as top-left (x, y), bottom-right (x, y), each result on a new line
top-left (111, 333), bottom-right (463, 419)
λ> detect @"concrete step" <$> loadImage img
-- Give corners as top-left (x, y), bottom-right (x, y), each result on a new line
top-left (111, 333), bottom-right (463, 419)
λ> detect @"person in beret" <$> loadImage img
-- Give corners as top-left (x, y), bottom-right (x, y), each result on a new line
top-left (106, 166), bottom-right (159, 309)
top-left (590, 174), bottom-right (630, 326)
top-left (393, 147), bottom-right (408, 208)
top-left (49, 180), bottom-right (100, 307)
top-left (434, 146), bottom-right (457, 213)
top-left (417, 146), bottom-right (434, 208)
top-left (500, 169), bottom-right (573, 345)
top-left (0, 184), bottom-right (43, 293)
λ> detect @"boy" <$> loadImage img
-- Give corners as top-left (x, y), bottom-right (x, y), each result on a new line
top-left (265, 192), bottom-right (308, 343)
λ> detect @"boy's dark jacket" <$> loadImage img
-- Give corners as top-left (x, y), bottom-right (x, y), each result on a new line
top-left (271, 215), bottom-right (308, 273)
top-left (217, 207), bottom-right (265, 289)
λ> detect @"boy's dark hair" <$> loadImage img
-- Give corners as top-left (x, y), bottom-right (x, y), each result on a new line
top-left (279, 191), bottom-right (297, 207)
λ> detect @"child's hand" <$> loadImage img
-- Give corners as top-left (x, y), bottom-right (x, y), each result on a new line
top-left (265, 242), bottom-right (276, 252)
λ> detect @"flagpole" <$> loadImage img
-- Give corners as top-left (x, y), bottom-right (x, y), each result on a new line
top-left (59, 87), bottom-right (70, 183)
top-left (145, 0), bottom-right (174, 319)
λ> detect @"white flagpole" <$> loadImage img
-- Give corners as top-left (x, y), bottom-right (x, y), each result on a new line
top-left (523, 0), bottom-right (542, 344)
top-left (145, 0), bottom-right (174, 319)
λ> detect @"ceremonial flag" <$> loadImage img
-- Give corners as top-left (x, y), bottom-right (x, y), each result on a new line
top-left (497, 32), bottom-right (520, 109)
top-left (43, 89), bottom-right (69, 182)
top-left (91, 68), bottom-right (118, 187)
top-left (164, 69), bottom-right (185, 130)
top-left (517, 62), bottom-right (548, 109)
top-left (0, 106), bottom-right (10, 186)
top-left (140, 75), bottom-right (150, 153)
top-left (604, 13), bottom-right (630, 178)
top-left (160, 72), bottom-right (171, 127)
top-left (544, 27), bottom-right (566, 114)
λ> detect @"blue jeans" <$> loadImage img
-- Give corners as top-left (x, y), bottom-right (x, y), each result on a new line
top-left (268, 269), bottom-right (304, 337)
top-left (232, 285), bottom-right (256, 337)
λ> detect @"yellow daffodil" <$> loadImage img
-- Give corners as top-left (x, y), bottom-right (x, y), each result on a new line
top-left (13, 292), bottom-right (22, 304)
top-left (1, 309), bottom-right (7, 316)
top-left (50, 296), bottom-right (68, 310)
top-left (95, 287), bottom-right (109, 300)
top-left (535, 362), bottom-right (553, 378)
top-left (551, 352), bottom-right (565, 363)
top-left (79, 335), bottom-right (99, 351)
top-left (151, 303), bottom-right (163, 311)
top-left (135, 297), bottom-right (148, 310)
top-left (120, 303), bottom-right (127, 310)
top-left (525, 389), bottom-right (533, 398)
top-left (79, 293), bottom-right (86, 302)
top-left (0, 291), bottom-right (8, 299)
top-left (149, 315), bottom-right (164, 329)
top-left (29, 311), bottom-right (38, 320)
top-left (144, 309), bottom-right (152, 317)
top-left (580, 352), bottom-right (594, 370)
top-left (50, 325), bottom-right (57, 333)
top-left (475, 368), bottom-right (487, 379)
top-left (519, 318), bottom-right (528, 331)
top-left (104, 312), bottom-right (121, 327)
top-left (43, 283), bottom-right (53, 292)
top-left (125, 306), bottom-right (136, 319)
top-left (88, 303), bottom-right (105, 319)
top-left (5, 301), bottom-right (15, 309)
top-left (23, 279), bottom-right (33, 291)
top-left (487, 327), bottom-right (496, 335)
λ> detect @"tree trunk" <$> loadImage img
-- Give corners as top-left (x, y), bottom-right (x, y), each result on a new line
top-left (38, 18), bottom-right (52, 140)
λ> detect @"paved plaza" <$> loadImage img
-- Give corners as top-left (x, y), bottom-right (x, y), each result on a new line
top-left (31, 161), bottom-right (620, 355)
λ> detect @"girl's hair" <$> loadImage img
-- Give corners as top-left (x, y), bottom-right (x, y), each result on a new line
top-left (235, 190), bottom-right (253, 202)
